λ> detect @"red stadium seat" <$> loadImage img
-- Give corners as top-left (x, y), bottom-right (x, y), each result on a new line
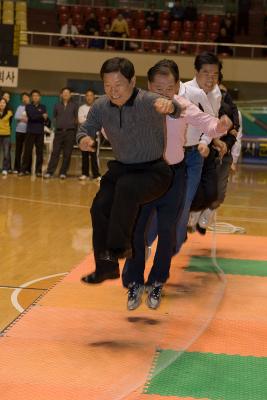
top-left (170, 20), bottom-right (182, 32)
top-left (58, 6), bottom-right (69, 15)
top-left (73, 14), bottom-right (83, 25)
top-left (140, 28), bottom-right (151, 39)
top-left (208, 31), bottom-right (218, 42)
top-left (182, 31), bottom-right (193, 41)
top-left (99, 16), bottom-right (108, 27)
top-left (195, 31), bottom-right (206, 42)
top-left (196, 20), bottom-right (207, 33)
top-left (108, 9), bottom-right (118, 19)
top-left (59, 13), bottom-right (69, 25)
top-left (160, 10), bottom-right (170, 20)
top-left (197, 14), bottom-right (208, 22)
top-left (71, 5), bottom-right (82, 15)
top-left (169, 30), bottom-right (179, 41)
top-left (133, 10), bottom-right (145, 20)
top-left (159, 19), bottom-right (170, 32)
top-left (183, 20), bottom-right (194, 32)
top-left (209, 21), bottom-right (220, 34)
top-left (211, 15), bottom-right (221, 23)
top-left (129, 27), bottom-right (138, 38)
top-left (76, 24), bottom-right (84, 33)
top-left (95, 7), bottom-right (108, 18)
top-left (153, 29), bottom-right (164, 40)
top-left (125, 18), bottom-right (133, 29)
top-left (135, 18), bottom-right (146, 30)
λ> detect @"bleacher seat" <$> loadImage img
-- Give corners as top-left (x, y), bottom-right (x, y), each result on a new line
top-left (196, 20), bottom-right (207, 33)
top-left (170, 20), bottom-right (182, 32)
top-left (169, 30), bottom-right (179, 41)
top-left (135, 18), bottom-right (146, 30)
top-left (209, 21), bottom-right (220, 34)
top-left (160, 10), bottom-right (170, 20)
top-left (198, 14), bottom-right (208, 22)
top-left (71, 5), bottom-right (82, 15)
top-left (183, 20), bottom-right (194, 32)
top-left (140, 28), bottom-right (151, 39)
top-left (159, 19), bottom-right (170, 32)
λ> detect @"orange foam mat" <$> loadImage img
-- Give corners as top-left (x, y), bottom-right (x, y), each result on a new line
top-left (1, 233), bottom-right (266, 400)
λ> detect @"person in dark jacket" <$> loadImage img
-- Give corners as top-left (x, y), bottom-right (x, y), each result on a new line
top-left (44, 87), bottom-right (78, 179)
top-left (84, 12), bottom-right (100, 35)
top-left (19, 90), bottom-right (47, 177)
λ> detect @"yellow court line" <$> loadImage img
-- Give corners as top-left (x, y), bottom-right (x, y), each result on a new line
top-left (0, 195), bottom-right (88, 209)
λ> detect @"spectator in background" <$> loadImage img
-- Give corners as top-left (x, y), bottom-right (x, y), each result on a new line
top-left (237, 0), bottom-right (251, 35)
top-left (19, 90), bottom-right (47, 177)
top-left (2, 91), bottom-right (12, 111)
top-left (84, 12), bottom-right (100, 36)
top-left (44, 87), bottom-right (78, 179)
top-left (90, 31), bottom-right (105, 49)
top-left (13, 92), bottom-right (30, 173)
top-left (184, 0), bottom-right (197, 22)
top-left (145, 4), bottom-right (159, 31)
top-left (59, 17), bottom-right (78, 47)
top-left (110, 13), bottom-right (130, 37)
top-left (216, 27), bottom-right (234, 56)
top-left (0, 98), bottom-right (13, 176)
top-left (78, 89), bottom-right (101, 181)
top-left (220, 12), bottom-right (236, 41)
top-left (170, 0), bottom-right (184, 22)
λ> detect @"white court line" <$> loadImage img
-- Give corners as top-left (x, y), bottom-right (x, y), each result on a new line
top-left (0, 194), bottom-right (88, 209)
top-left (11, 273), bottom-right (68, 313)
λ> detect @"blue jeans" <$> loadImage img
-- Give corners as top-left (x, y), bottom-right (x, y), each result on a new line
top-left (122, 161), bottom-right (186, 287)
top-left (146, 148), bottom-right (204, 253)
top-left (174, 148), bottom-right (204, 252)
top-left (0, 136), bottom-right (11, 171)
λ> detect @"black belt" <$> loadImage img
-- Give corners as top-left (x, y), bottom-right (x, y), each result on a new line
top-left (56, 128), bottom-right (75, 132)
top-left (171, 159), bottom-right (185, 169)
top-left (184, 144), bottom-right (199, 152)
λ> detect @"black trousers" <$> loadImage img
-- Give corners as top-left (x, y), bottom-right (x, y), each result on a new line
top-left (211, 153), bottom-right (233, 210)
top-left (90, 159), bottom-right (173, 274)
top-left (122, 161), bottom-right (186, 287)
top-left (47, 130), bottom-right (76, 175)
top-left (81, 150), bottom-right (100, 178)
top-left (14, 131), bottom-right (27, 172)
top-left (21, 132), bottom-right (44, 174)
top-left (191, 148), bottom-right (218, 211)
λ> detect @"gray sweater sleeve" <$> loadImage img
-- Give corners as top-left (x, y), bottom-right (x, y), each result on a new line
top-left (76, 102), bottom-right (102, 143)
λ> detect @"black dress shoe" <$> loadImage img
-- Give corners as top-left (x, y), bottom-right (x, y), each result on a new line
top-left (81, 269), bottom-right (120, 284)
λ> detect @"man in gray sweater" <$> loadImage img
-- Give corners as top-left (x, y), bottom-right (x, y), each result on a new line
top-left (77, 57), bottom-right (183, 284)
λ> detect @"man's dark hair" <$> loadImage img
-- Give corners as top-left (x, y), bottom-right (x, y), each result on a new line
top-left (194, 52), bottom-right (222, 72)
top-left (21, 92), bottom-right (30, 99)
top-left (100, 57), bottom-right (135, 82)
top-left (30, 89), bottom-right (41, 96)
top-left (147, 59), bottom-right (180, 83)
top-left (85, 88), bottom-right (95, 95)
top-left (61, 87), bottom-right (72, 94)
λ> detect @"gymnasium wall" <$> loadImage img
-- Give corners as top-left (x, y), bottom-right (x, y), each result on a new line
top-left (19, 45), bottom-right (267, 84)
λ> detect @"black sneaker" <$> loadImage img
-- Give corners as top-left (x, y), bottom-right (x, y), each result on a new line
top-left (127, 283), bottom-right (144, 311)
top-left (146, 282), bottom-right (163, 310)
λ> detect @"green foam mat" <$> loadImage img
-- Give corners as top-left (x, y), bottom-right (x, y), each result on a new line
top-left (144, 350), bottom-right (267, 399)
top-left (186, 256), bottom-right (267, 276)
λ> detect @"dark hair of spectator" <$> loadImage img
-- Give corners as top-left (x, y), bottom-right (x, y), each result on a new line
top-left (21, 92), bottom-right (30, 99)
top-left (147, 59), bottom-right (180, 83)
top-left (194, 52), bottom-right (222, 72)
top-left (85, 88), bottom-right (95, 95)
top-left (30, 89), bottom-right (41, 96)
top-left (0, 97), bottom-right (8, 118)
top-left (61, 87), bottom-right (72, 94)
top-left (218, 71), bottom-right (223, 85)
top-left (100, 57), bottom-right (135, 82)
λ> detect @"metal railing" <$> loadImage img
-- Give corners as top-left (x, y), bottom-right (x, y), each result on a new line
top-left (22, 30), bottom-right (267, 58)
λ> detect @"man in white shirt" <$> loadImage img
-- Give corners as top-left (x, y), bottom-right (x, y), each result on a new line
top-left (59, 17), bottom-right (79, 47)
top-left (161, 52), bottom-right (223, 253)
top-left (78, 89), bottom-right (101, 181)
